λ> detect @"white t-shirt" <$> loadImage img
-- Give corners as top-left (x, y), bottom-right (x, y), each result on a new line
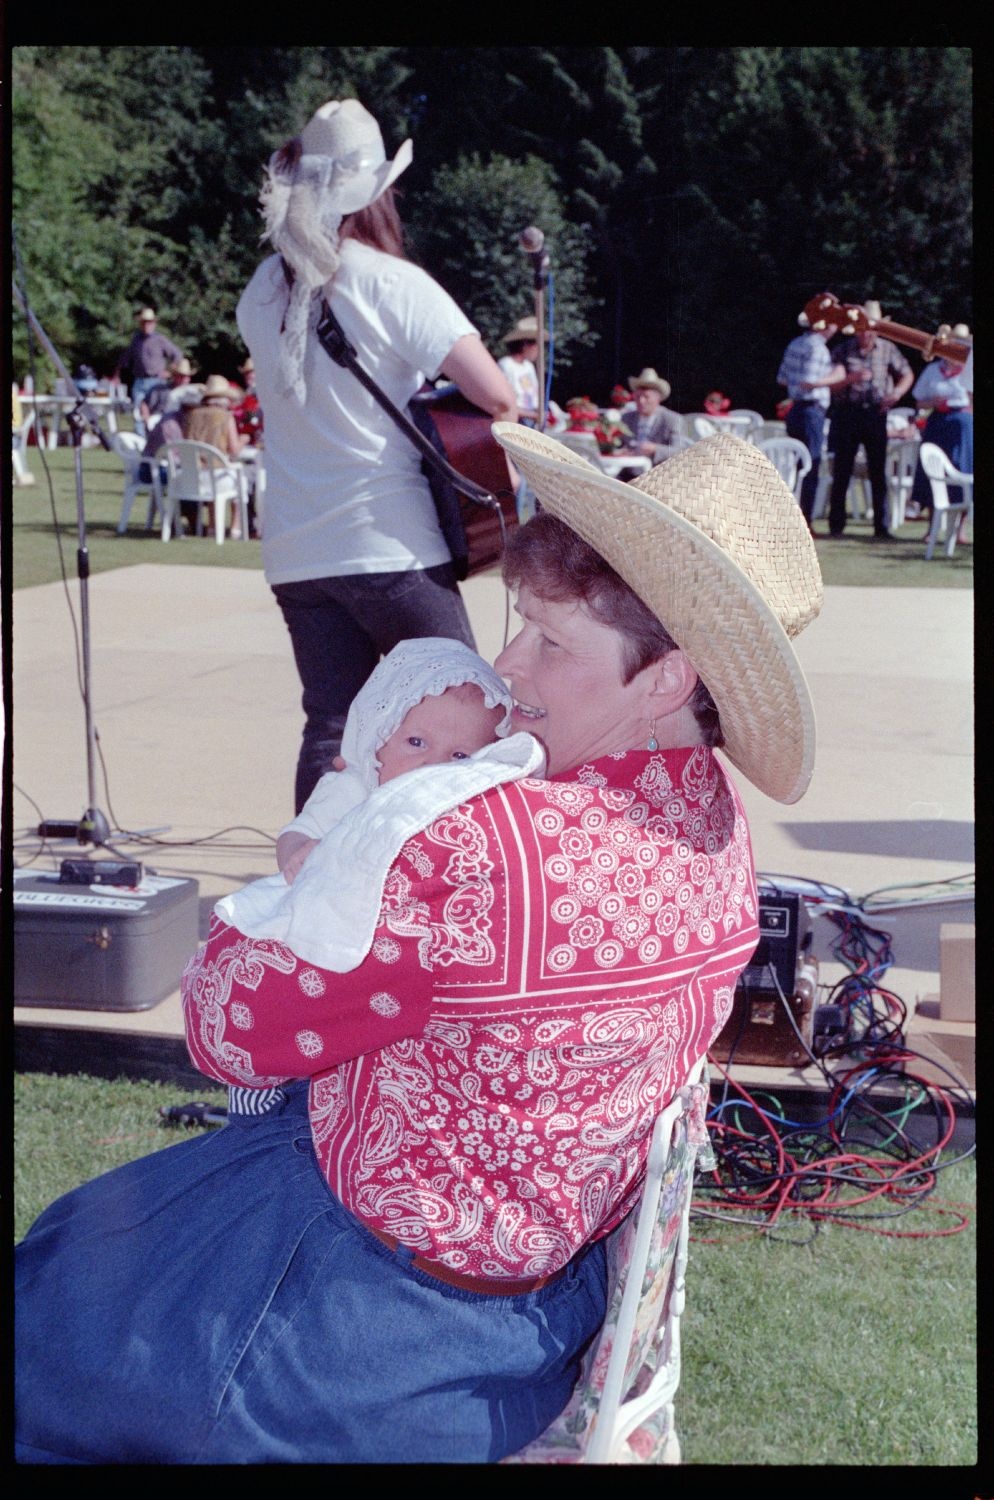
top-left (236, 242), bottom-right (478, 584)
top-left (498, 354), bottom-right (539, 416)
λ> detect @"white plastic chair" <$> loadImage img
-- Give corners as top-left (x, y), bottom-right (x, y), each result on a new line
top-left (726, 409), bottom-right (764, 437)
top-left (757, 436), bottom-right (812, 501)
top-left (12, 405), bottom-right (36, 486)
top-left (689, 415), bottom-right (718, 440)
top-left (748, 420), bottom-right (787, 446)
top-left (919, 442), bottom-right (973, 559)
top-left (503, 1058), bottom-right (711, 1465)
top-left (160, 439), bottom-right (250, 543)
top-left (113, 431), bottom-right (162, 533)
top-left (558, 430), bottom-right (616, 472)
top-left (884, 439), bottom-right (920, 531)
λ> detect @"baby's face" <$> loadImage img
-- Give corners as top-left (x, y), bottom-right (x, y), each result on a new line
top-left (376, 685), bottom-right (504, 785)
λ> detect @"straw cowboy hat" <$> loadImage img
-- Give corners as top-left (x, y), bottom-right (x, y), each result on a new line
top-left (168, 358), bottom-right (194, 378)
top-left (136, 307), bottom-right (157, 322)
top-left (628, 367), bottom-right (672, 402)
top-left (201, 374), bottom-right (237, 403)
top-left (491, 424), bottom-right (823, 804)
top-left (950, 322), bottom-right (971, 340)
top-left (503, 316), bottom-right (548, 345)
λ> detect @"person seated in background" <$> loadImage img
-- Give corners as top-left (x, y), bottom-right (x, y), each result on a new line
top-left (909, 324), bottom-right (973, 517)
top-left (180, 374), bottom-right (249, 458)
top-left (232, 356), bottom-right (264, 442)
top-left (140, 357), bottom-right (196, 429)
top-left (626, 367), bottom-right (683, 463)
top-left (704, 390), bottom-right (731, 418)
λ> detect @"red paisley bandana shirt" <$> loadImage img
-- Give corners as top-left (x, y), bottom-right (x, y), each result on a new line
top-left (183, 746), bottom-right (759, 1279)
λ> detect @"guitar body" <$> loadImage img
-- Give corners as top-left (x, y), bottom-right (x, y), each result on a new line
top-left (411, 384), bottom-right (519, 577)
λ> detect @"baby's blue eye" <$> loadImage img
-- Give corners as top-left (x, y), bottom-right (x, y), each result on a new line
top-left (451, 751), bottom-right (470, 760)
top-left (406, 736), bottom-right (426, 749)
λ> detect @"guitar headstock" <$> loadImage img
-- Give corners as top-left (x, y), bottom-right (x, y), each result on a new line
top-left (799, 293), bottom-right (867, 336)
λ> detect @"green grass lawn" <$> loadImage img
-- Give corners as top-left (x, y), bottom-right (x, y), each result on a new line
top-left (13, 1069), bottom-right (976, 1468)
top-left (11, 446), bottom-right (974, 591)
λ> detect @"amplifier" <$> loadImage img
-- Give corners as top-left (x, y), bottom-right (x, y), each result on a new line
top-left (741, 890), bottom-right (812, 995)
top-left (709, 955), bottom-right (818, 1067)
top-left (710, 891), bottom-right (817, 1067)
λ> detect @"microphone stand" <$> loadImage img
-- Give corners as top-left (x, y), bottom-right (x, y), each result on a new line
top-left (13, 278), bottom-right (117, 850)
top-left (528, 245), bottom-right (551, 434)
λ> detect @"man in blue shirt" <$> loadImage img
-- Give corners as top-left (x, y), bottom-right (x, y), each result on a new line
top-left (777, 323), bottom-right (847, 528)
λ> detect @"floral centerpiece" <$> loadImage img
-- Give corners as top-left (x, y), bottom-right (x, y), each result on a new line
top-left (566, 396), bottom-right (632, 454)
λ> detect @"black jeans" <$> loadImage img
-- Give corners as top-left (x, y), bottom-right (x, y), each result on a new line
top-left (273, 563), bottom-right (475, 813)
top-left (828, 405), bottom-right (889, 535)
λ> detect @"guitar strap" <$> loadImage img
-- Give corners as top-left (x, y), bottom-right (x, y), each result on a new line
top-left (315, 299), bottom-right (504, 580)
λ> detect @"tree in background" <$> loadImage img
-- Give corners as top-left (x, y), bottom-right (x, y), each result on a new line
top-left (405, 152), bottom-right (598, 375)
top-left (11, 45), bottom-right (971, 417)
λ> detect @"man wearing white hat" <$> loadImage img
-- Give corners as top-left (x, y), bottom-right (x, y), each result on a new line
top-left (236, 98), bottom-right (517, 814)
top-left (776, 316), bottom-right (848, 527)
top-left (826, 299), bottom-right (914, 539)
top-left (626, 367), bottom-right (683, 462)
top-left (114, 306), bottom-right (184, 438)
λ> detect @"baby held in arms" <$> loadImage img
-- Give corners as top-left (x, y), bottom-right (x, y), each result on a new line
top-left (215, 638), bottom-right (546, 973)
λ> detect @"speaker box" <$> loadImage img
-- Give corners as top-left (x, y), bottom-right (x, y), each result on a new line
top-left (14, 868), bottom-right (200, 1012)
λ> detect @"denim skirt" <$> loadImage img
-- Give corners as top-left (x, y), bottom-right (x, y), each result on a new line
top-left (15, 1082), bottom-right (607, 1465)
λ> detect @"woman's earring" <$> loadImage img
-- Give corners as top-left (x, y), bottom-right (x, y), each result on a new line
top-left (647, 721), bottom-right (659, 752)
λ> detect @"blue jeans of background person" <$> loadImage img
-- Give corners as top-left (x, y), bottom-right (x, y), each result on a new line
top-left (785, 400), bottom-right (826, 522)
top-left (129, 375), bottom-right (161, 437)
top-left (273, 563), bottom-right (476, 814)
top-left (15, 1082), bottom-right (608, 1464)
top-left (828, 404), bottom-right (889, 535)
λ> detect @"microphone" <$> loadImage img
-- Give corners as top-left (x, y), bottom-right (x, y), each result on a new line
top-left (519, 225), bottom-right (549, 287)
top-left (519, 225), bottom-right (544, 257)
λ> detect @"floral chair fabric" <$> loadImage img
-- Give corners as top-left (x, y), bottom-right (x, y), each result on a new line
top-left (502, 1064), bottom-right (712, 1464)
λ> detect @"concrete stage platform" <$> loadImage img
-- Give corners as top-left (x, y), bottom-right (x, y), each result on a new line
top-left (12, 562), bottom-right (975, 1112)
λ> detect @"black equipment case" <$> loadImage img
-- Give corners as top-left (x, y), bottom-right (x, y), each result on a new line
top-left (13, 868), bottom-right (200, 1012)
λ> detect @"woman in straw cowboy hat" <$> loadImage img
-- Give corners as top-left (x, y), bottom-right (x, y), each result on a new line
top-left (236, 98), bottom-right (517, 816)
top-left (15, 429), bottom-right (822, 1464)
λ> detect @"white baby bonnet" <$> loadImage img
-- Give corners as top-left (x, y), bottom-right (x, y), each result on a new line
top-left (214, 639), bottom-right (545, 971)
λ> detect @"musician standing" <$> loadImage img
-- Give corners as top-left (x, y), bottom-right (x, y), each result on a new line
top-left (826, 300), bottom-right (913, 540)
top-left (237, 98), bottom-right (517, 813)
top-left (776, 319), bottom-right (847, 528)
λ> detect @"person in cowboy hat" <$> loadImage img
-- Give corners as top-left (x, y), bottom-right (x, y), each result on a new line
top-left (235, 97), bottom-right (517, 816)
top-left (232, 355), bottom-right (264, 441)
top-left (179, 372), bottom-right (249, 459)
top-left (626, 366), bottom-right (683, 463)
top-left (498, 314), bottom-right (547, 425)
top-left (15, 429), bottom-right (822, 1465)
top-left (909, 319), bottom-right (973, 517)
top-left (139, 355), bottom-right (197, 427)
top-left (113, 305), bottom-right (184, 437)
top-left (826, 298), bottom-right (914, 539)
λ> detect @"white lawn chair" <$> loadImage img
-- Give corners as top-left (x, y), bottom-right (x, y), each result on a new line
top-left (503, 1058), bottom-right (711, 1465)
top-left (113, 431), bottom-right (162, 533)
top-left (160, 439), bottom-right (250, 543)
top-left (884, 439), bottom-right (920, 531)
top-left (12, 405), bottom-right (37, 487)
top-left (919, 441), bottom-right (973, 559)
top-left (757, 436), bottom-right (812, 502)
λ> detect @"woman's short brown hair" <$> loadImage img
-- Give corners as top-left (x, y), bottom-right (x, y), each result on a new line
top-left (502, 512), bottom-right (723, 747)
